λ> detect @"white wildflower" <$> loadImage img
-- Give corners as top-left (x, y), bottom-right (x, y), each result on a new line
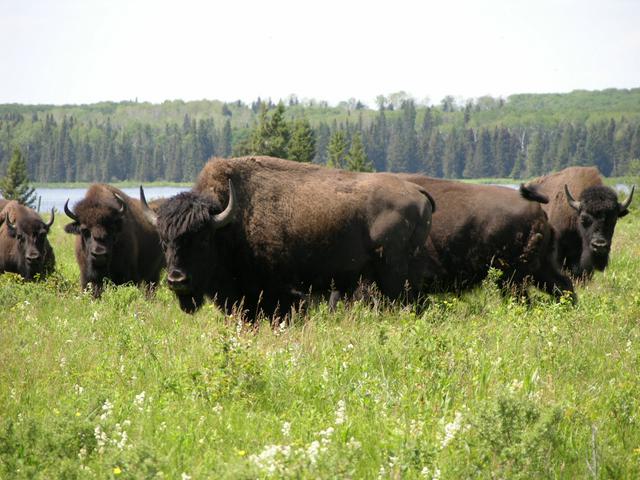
top-left (335, 399), bottom-right (346, 425)
top-left (73, 384), bottom-right (84, 395)
top-left (94, 425), bottom-right (108, 454)
top-left (281, 421), bottom-right (291, 437)
top-left (134, 391), bottom-right (146, 411)
top-left (321, 368), bottom-right (329, 383)
top-left (441, 411), bottom-right (463, 448)
top-left (346, 436), bottom-right (362, 450)
top-left (421, 466), bottom-right (441, 480)
top-left (249, 444), bottom-right (291, 474)
top-left (59, 356), bottom-right (67, 370)
top-left (306, 440), bottom-right (321, 465)
top-left (158, 421), bottom-right (167, 431)
top-left (212, 403), bottom-right (223, 415)
top-left (410, 419), bottom-right (424, 437)
top-left (318, 426), bottom-right (334, 446)
top-left (181, 473), bottom-right (191, 480)
top-left (100, 399), bottom-right (113, 421)
top-left (78, 446), bottom-right (87, 460)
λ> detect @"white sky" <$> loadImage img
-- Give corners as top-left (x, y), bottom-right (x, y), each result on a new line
top-left (1, 0), bottom-right (639, 106)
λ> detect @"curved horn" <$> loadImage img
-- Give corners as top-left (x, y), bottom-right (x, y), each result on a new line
top-left (212, 179), bottom-right (236, 229)
top-left (113, 193), bottom-right (126, 214)
top-left (45, 207), bottom-right (55, 229)
top-left (619, 184), bottom-right (635, 212)
top-left (139, 185), bottom-right (158, 227)
top-left (4, 212), bottom-right (14, 229)
top-left (564, 184), bottom-right (581, 211)
top-left (64, 199), bottom-right (79, 222)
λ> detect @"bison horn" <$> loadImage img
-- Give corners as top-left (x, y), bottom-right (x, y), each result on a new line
top-left (564, 184), bottom-right (581, 212)
top-left (64, 199), bottom-right (79, 222)
top-left (619, 184), bottom-right (635, 212)
top-left (213, 179), bottom-right (236, 229)
top-left (4, 212), bottom-right (15, 230)
top-left (139, 185), bottom-right (158, 227)
top-left (113, 193), bottom-right (126, 214)
top-left (45, 207), bottom-right (55, 229)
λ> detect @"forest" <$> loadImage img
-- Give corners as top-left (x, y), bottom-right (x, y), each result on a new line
top-left (1, 88), bottom-right (640, 183)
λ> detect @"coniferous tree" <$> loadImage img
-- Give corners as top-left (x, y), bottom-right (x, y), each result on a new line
top-left (250, 102), bottom-right (290, 158)
top-left (0, 148), bottom-right (37, 207)
top-left (326, 130), bottom-right (348, 169)
top-left (345, 132), bottom-right (373, 172)
top-left (220, 119), bottom-right (232, 157)
top-left (288, 119), bottom-right (316, 162)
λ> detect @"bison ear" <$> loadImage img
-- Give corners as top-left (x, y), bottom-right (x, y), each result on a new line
top-left (64, 222), bottom-right (81, 235)
top-left (4, 213), bottom-right (16, 237)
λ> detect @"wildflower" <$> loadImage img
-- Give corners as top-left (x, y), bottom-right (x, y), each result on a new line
top-left (421, 466), bottom-right (441, 479)
top-left (113, 466), bottom-right (122, 475)
top-left (306, 440), bottom-right (321, 465)
top-left (281, 421), bottom-right (291, 437)
top-left (335, 399), bottom-right (346, 425)
top-left (59, 356), bottom-right (67, 369)
top-left (441, 411), bottom-right (463, 448)
top-left (347, 436), bottom-right (362, 450)
top-left (181, 473), bottom-right (191, 480)
top-left (94, 425), bottom-right (108, 454)
top-left (212, 403), bottom-right (223, 415)
top-left (134, 391), bottom-right (146, 411)
top-left (321, 368), bottom-right (329, 383)
top-left (100, 399), bottom-right (113, 421)
top-left (73, 384), bottom-right (84, 395)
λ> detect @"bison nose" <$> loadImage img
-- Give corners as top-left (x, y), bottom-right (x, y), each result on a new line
top-left (26, 252), bottom-right (41, 263)
top-left (590, 239), bottom-right (609, 253)
top-left (167, 270), bottom-right (189, 289)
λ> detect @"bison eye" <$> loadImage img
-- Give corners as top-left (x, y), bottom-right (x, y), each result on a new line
top-left (581, 216), bottom-right (592, 228)
top-left (81, 228), bottom-right (91, 239)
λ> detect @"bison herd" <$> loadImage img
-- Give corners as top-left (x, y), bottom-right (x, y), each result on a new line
top-left (0, 158), bottom-right (635, 319)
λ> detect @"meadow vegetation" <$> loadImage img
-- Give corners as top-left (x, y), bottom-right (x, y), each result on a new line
top-left (1, 211), bottom-right (639, 478)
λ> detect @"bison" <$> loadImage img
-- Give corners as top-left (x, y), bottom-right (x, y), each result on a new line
top-left (142, 156), bottom-right (435, 317)
top-left (396, 175), bottom-right (575, 301)
top-left (63, 184), bottom-right (164, 296)
top-left (0, 200), bottom-right (55, 280)
top-left (523, 166), bottom-right (634, 278)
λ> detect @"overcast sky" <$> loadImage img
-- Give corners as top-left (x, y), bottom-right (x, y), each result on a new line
top-left (1, 0), bottom-right (639, 106)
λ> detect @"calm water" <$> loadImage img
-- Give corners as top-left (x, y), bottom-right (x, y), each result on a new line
top-left (30, 183), bottom-right (633, 214)
top-left (33, 186), bottom-right (188, 213)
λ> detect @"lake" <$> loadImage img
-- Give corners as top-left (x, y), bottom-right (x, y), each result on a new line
top-left (33, 186), bottom-right (188, 213)
top-left (29, 183), bottom-right (634, 214)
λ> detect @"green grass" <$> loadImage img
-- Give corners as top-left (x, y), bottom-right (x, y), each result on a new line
top-left (1, 213), bottom-right (640, 478)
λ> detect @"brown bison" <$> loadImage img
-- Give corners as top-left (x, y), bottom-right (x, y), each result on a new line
top-left (63, 184), bottom-right (164, 296)
top-left (142, 156), bottom-right (435, 316)
top-left (523, 166), bottom-right (634, 278)
top-left (0, 200), bottom-right (55, 280)
top-left (396, 175), bottom-right (575, 300)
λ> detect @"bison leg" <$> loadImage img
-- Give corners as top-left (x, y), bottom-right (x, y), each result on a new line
top-left (177, 293), bottom-right (205, 314)
top-left (532, 267), bottom-right (576, 304)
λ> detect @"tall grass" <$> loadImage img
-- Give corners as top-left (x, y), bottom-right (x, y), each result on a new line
top-left (1, 213), bottom-right (639, 478)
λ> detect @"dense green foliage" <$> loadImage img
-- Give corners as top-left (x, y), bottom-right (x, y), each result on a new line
top-left (0, 148), bottom-right (36, 207)
top-left (1, 89), bottom-right (640, 183)
top-left (1, 199), bottom-right (639, 478)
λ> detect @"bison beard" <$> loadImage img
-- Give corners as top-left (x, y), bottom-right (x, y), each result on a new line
top-left (148, 156), bottom-right (435, 318)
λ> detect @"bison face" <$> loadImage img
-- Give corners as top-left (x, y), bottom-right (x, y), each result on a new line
top-left (143, 182), bottom-right (236, 314)
top-left (565, 184), bottom-right (634, 273)
top-left (64, 194), bottom-right (127, 293)
top-left (1, 208), bottom-right (54, 280)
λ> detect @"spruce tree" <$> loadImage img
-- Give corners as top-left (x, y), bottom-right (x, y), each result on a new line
top-left (0, 148), bottom-right (37, 208)
top-left (326, 130), bottom-right (348, 169)
top-left (288, 119), bottom-right (316, 162)
top-left (345, 132), bottom-right (373, 172)
top-left (250, 102), bottom-right (290, 158)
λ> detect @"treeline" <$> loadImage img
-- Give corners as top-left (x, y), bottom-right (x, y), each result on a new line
top-left (1, 88), bottom-right (640, 182)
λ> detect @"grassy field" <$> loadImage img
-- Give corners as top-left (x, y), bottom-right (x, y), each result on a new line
top-left (1, 211), bottom-right (639, 479)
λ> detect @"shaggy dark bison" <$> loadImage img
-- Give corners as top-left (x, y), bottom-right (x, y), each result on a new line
top-left (143, 156), bottom-right (435, 317)
top-left (0, 200), bottom-right (55, 280)
top-left (523, 166), bottom-right (634, 278)
top-left (397, 175), bottom-right (575, 301)
top-left (63, 184), bottom-right (164, 296)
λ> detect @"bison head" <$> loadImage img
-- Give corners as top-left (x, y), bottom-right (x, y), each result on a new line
top-left (565, 183), bottom-right (634, 273)
top-left (141, 181), bottom-right (236, 313)
top-left (0, 206), bottom-right (55, 280)
top-left (64, 192), bottom-right (127, 294)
